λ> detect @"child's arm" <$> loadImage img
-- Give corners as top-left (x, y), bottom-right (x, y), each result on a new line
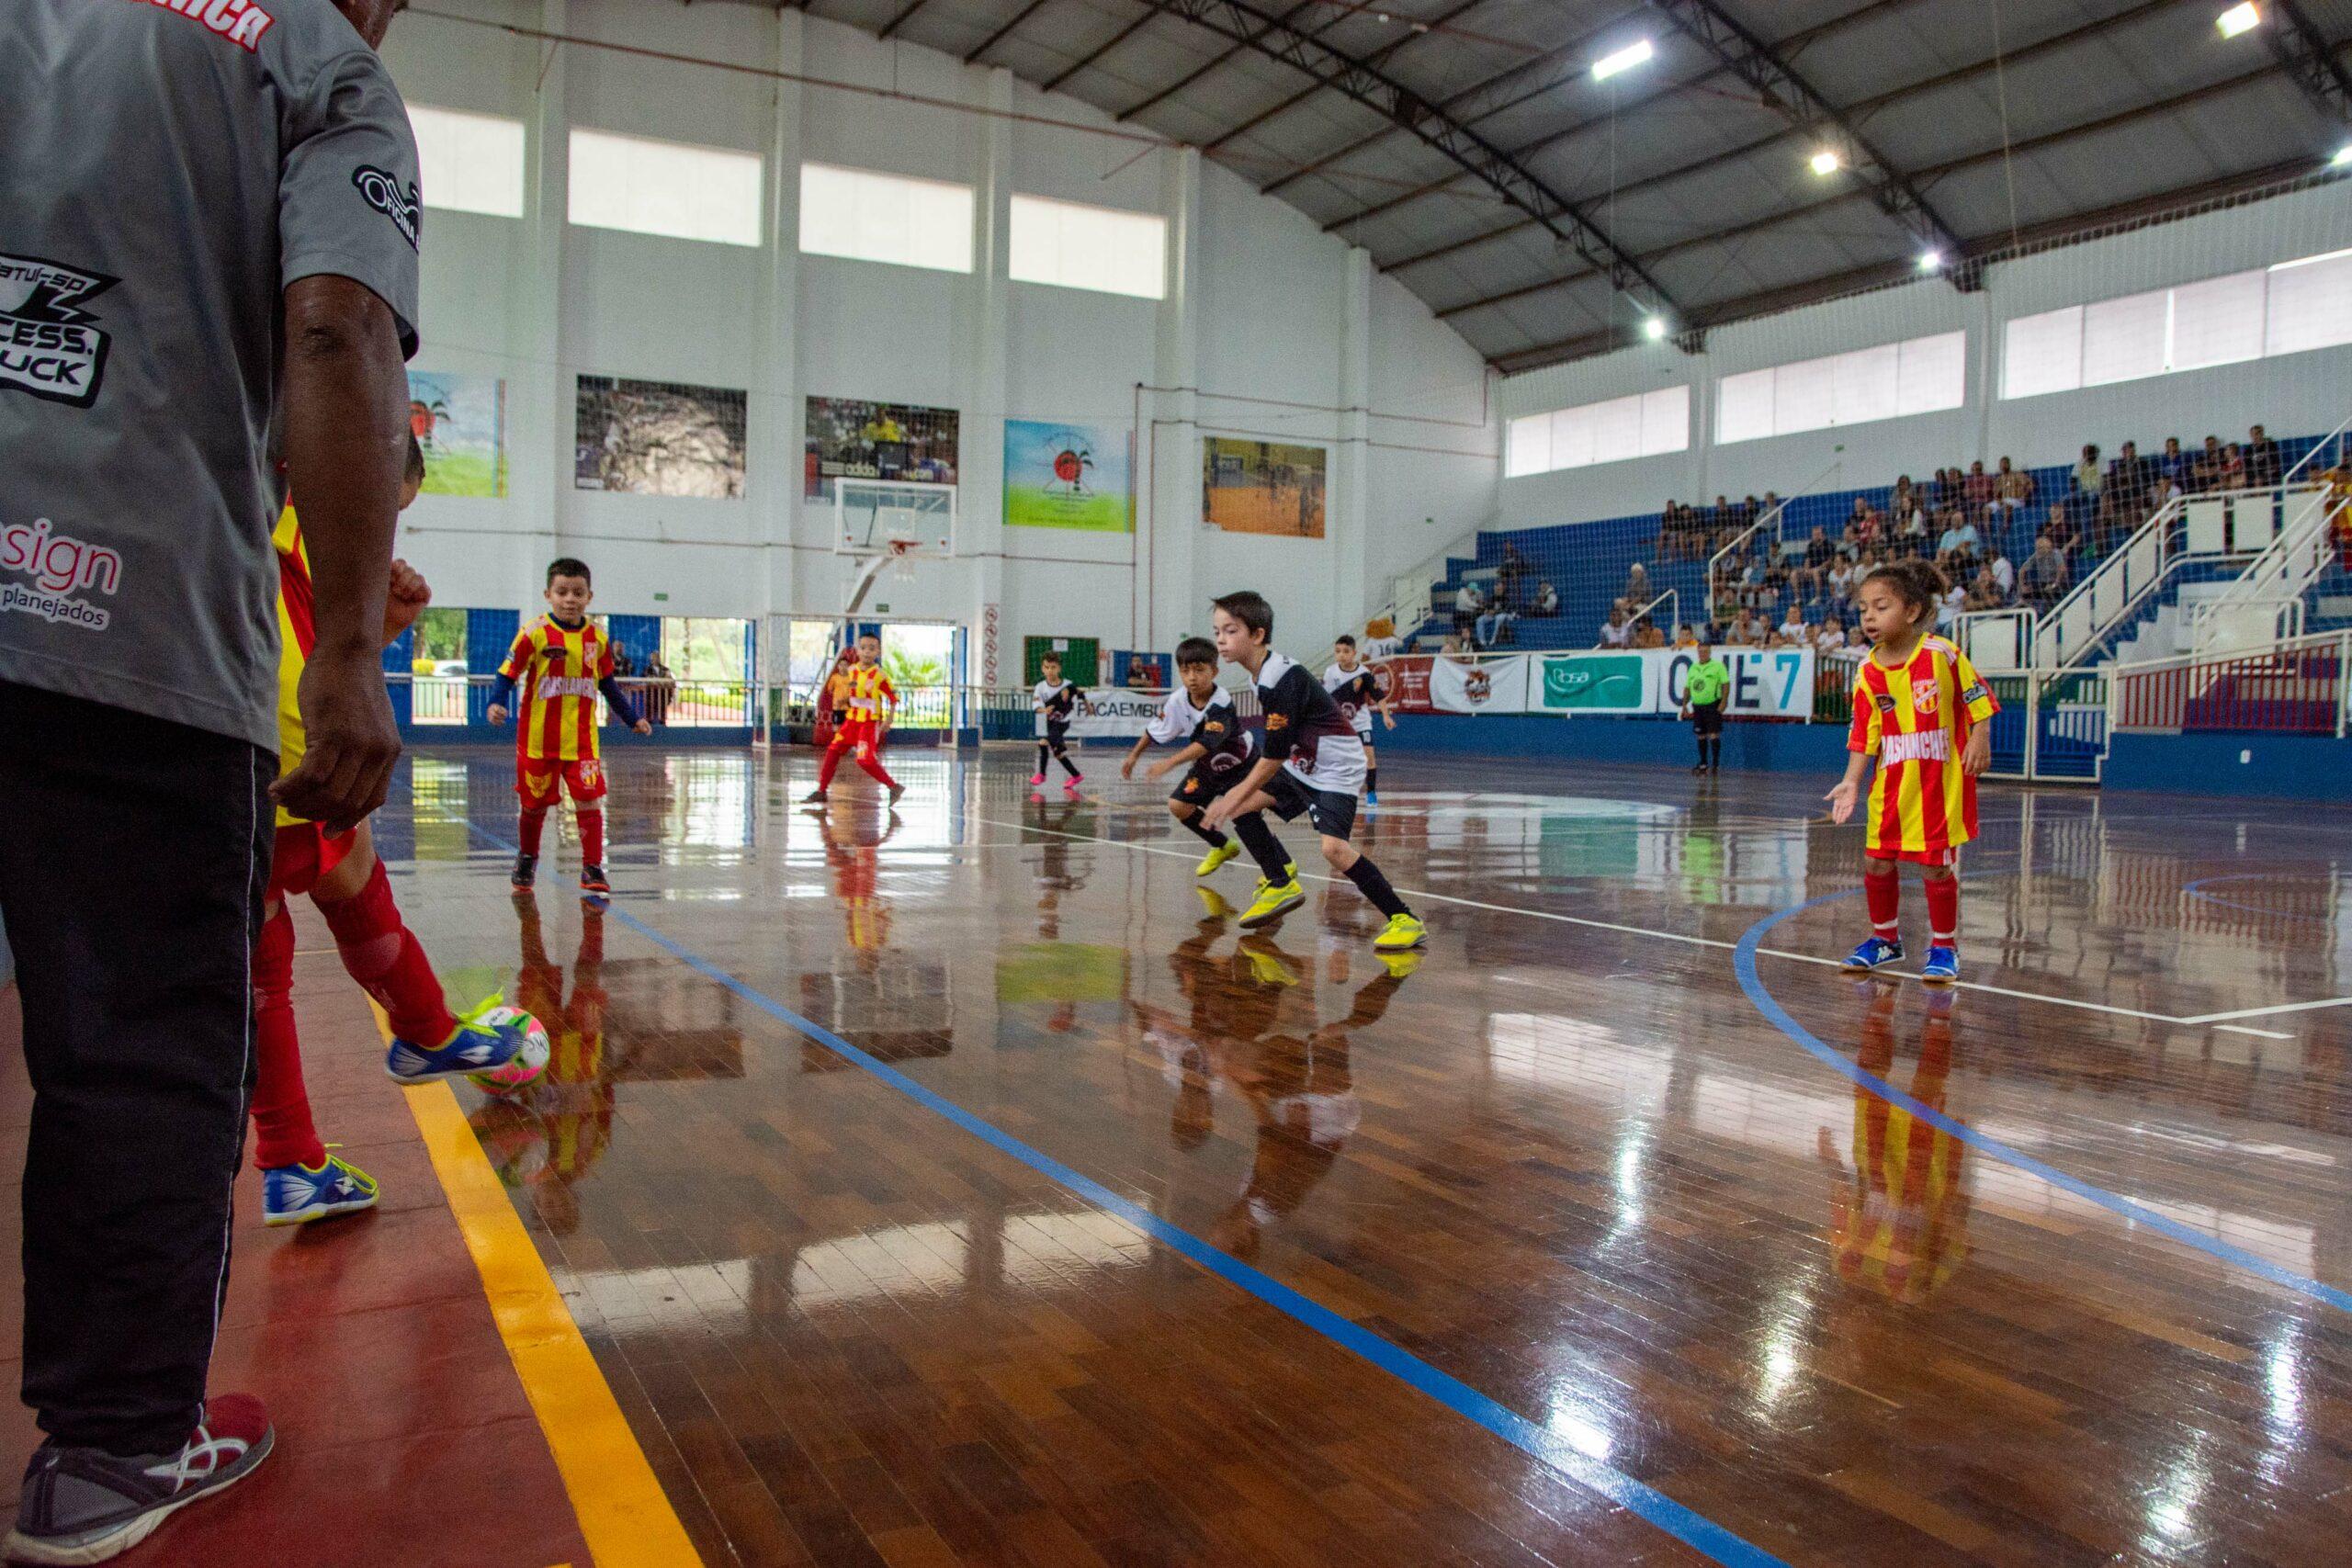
top-left (1148, 741), bottom-right (1206, 781)
top-left (486, 629), bottom-right (533, 726)
top-left (1825, 750), bottom-right (1871, 823)
top-left (597, 672), bottom-right (650, 735)
top-left (1120, 734), bottom-right (1154, 779)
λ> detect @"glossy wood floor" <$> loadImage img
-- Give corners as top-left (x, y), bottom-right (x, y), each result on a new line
top-left (377, 744), bottom-right (2352, 1568)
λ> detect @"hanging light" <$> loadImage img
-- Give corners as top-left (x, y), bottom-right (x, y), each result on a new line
top-left (1809, 148), bottom-right (1843, 176)
top-left (1591, 39), bottom-right (1655, 83)
top-left (2216, 4), bottom-right (2261, 39)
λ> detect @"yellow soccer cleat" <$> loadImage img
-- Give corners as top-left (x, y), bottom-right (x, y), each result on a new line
top-left (1195, 886), bottom-right (1236, 921)
top-left (1376, 949), bottom-right (1425, 979)
top-left (1238, 877), bottom-right (1306, 930)
top-left (1238, 938), bottom-right (1302, 988)
top-left (1195, 840), bottom-right (1241, 878)
top-left (1372, 913), bottom-right (1428, 951)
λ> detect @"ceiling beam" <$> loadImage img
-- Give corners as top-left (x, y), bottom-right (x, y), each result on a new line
top-left (876, 0), bottom-right (936, 40)
top-left (1199, 0), bottom-right (1487, 155)
top-left (965, 0), bottom-right (1054, 64)
top-left (2265, 0), bottom-right (2352, 127)
top-left (1043, 0), bottom-right (1187, 92)
top-left (1645, 0), bottom-right (1963, 269)
top-left (1117, 0), bottom-right (1322, 123)
top-left (1492, 152), bottom-right (2339, 373)
top-left (1144, 0), bottom-right (1685, 322)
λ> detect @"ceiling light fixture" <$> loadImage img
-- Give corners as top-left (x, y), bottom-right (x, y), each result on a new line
top-left (1642, 314), bottom-right (1668, 342)
top-left (2216, 3), bottom-right (2260, 39)
top-left (1917, 248), bottom-right (1944, 273)
top-left (2333, 143), bottom-right (2352, 167)
top-left (1592, 39), bottom-right (1655, 82)
top-left (1809, 148), bottom-right (1843, 176)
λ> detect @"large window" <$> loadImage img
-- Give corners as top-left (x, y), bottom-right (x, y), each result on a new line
top-left (1009, 195), bottom-right (1166, 299)
top-left (409, 105), bottom-right (526, 220)
top-left (1507, 385), bottom-right (1688, 478)
top-left (799, 163), bottom-right (973, 274)
top-left (2000, 247), bottom-right (2352, 400)
top-left (1714, 331), bottom-right (1964, 445)
top-left (568, 129), bottom-right (763, 247)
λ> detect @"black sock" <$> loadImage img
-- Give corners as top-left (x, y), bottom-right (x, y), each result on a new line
top-left (1231, 812), bottom-right (1291, 883)
top-left (1366, 767), bottom-right (1379, 795)
top-left (1344, 855), bottom-right (1409, 919)
top-left (1059, 750), bottom-right (1082, 780)
top-left (1036, 743), bottom-right (1048, 773)
top-left (1177, 813), bottom-right (1229, 849)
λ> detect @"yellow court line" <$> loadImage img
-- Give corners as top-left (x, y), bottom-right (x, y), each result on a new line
top-left (401, 1076), bottom-right (703, 1568)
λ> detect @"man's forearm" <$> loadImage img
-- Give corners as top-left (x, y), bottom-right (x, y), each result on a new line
top-left (282, 276), bottom-right (405, 660)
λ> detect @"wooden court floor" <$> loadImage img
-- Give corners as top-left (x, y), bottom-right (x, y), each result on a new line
top-left (366, 744), bottom-right (2352, 1567)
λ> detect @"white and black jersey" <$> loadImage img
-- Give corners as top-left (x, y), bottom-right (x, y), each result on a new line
top-left (1033, 678), bottom-right (1084, 735)
top-left (1255, 650), bottom-right (1366, 795)
top-left (1321, 662), bottom-right (1380, 739)
top-left (1148, 686), bottom-right (1256, 773)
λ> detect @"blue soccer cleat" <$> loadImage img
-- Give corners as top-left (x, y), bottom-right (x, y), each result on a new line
top-left (1919, 944), bottom-right (1960, 985)
top-left (262, 1150), bottom-right (379, 1226)
top-left (1841, 935), bottom-right (1905, 973)
top-left (385, 997), bottom-right (546, 1088)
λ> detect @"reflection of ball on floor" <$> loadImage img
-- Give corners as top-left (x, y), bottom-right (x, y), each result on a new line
top-left (468, 1005), bottom-right (551, 1094)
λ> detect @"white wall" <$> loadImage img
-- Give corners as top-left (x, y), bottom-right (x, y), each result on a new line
top-left (382, 0), bottom-right (1498, 682)
top-left (1499, 179), bottom-right (2352, 529)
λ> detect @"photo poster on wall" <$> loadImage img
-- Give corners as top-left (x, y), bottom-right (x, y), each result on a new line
top-left (805, 396), bottom-right (960, 502)
top-left (1202, 436), bottom-right (1327, 538)
top-left (1003, 419), bottom-right (1132, 532)
top-left (406, 372), bottom-right (506, 498)
top-left (573, 376), bottom-right (748, 499)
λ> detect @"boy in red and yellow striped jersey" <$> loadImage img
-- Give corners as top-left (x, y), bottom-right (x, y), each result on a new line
top-left (802, 631), bottom-right (904, 805)
top-left (1826, 560), bottom-right (1997, 985)
top-left (488, 558), bottom-right (651, 894)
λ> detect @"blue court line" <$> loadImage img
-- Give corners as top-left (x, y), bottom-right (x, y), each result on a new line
top-left (456, 816), bottom-right (1786, 1568)
top-left (2184, 874), bottom-right (2329, 923)
top-left (1735, 889), bottom-right (2352, 1315)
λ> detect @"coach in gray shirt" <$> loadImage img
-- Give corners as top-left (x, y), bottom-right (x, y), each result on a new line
top-left (0, 0), bottom-right (413, 1557)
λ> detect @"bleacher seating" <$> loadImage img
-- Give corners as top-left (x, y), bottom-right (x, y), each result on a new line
top-left (1409, 433), bottom-right (2336, 659)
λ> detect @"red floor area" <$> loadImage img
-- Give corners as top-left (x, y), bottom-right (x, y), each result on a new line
top-left (0, 922), bottom-right (592, 1568)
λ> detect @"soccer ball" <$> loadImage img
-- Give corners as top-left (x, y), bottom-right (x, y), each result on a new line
top-left (467, 1005), bottom-right (551, 1095)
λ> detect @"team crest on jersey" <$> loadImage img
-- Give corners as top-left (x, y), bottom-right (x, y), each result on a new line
top-left (353, 167), bottom-right (422, 250)
top-left (1182, 777), bottom-right (1199, 795)
top-left (1912, 681), bottom-right (1939, 716)
top-left (0, 254), bottom-right (115, 409)
top-left (1204, 719), bottom-right (1226, 737)
top-left (578, 759), bottom-right (603, 790)
top-left (1266, 713), bottom-right (1288, 731)
top-left (1874, 692), bottom-right (1896, 715)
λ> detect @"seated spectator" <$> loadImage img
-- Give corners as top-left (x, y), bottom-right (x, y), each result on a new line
top-left (2219, 441), bottom-right (2247, 490)
top-left (1776, 604), bottom-right (1806, 645)
top-left (1495, 541), bottom-right (1527, 608)
top-left (1849, 496), bottom-right (1881, 549)
top-left (1534, 581), bottom-right (1560, 615)
top-left (1623, 560), bottom-right (1652, 608)
top-left (2073, 443), bottom-right (2104, 510)
top-left (2041, 502), bottom-right (2078, 557)
top-left (1726, 608), bottom-right (1765, 646)
top-left (1788, 525), bottom-right (1834, 596)
top-left (2157, 435), bottom-right (2188, 494)
top-left (2102, 440), bottom-right (2151, 541)
top-left (1994, 456), bottom-right (2034, 513)
top-left (1476, 597), bottom-right (1518, 648)
top-left (1964, 565), bottom-right (2004, 612)
top-left (1674, 622), bottom-right (1699, 648)
top-left (1598, 604), bottom-right (1633, 649)
top-left (1938, 513), bottom-right (1980, 570)
top-left (1815, 615), bottom-right (1848, 654)
top-left (1963, 460), bottom-right (1994, 511)
top-left (1633, 615), bottom-right (1666, 649)
top-left (1453, 581), bottom-right (1483, 637)
top-left (2246, 423), bottom-right (2282, 486)
top-left (1739, 494), bottom-right (1762, 531)
top-left (612, 648), bottom-right (636, 677)
top-left (2020, 534), bottom-right (2070, 609)
top-left (1989, 547), bottom-right (2015, 604)
top-left (1737, 556), bottom-right (1769, 608)
top-left (1126, 660), bottom-right (1159, 690)
top-left (1439, 633), bottom-right (1470, 660)
top-left (1937, 577), bottom-right (1967, 632)
top-left (1900, 504), bottom-right (1932, 557)
top-left (1891, 475), bottom-right (1916, 516)
top-left (1826, 556), bottom-right (1856, 604)
top-left (1836, 521), bottom-right (1862, 561)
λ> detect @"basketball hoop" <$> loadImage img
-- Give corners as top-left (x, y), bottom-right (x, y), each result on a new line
top-left (886, 538), bottom-right (918, 584)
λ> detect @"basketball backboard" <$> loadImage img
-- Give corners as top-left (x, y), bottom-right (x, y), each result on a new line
top-left (836, 478), bottom-right (956, 557)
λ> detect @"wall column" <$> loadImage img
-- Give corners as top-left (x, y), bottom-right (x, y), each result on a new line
top-left (509, 0), bottom-right (570, 614)
top-left (1147, 147), bottom-right (1203, 651)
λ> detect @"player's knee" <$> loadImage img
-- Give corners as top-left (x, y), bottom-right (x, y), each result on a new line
top-left (1318, 836), bottom-right (1354, 869)
top-left (1168, 799), bottom-right (1193, 821)
top-left (1922, 863), bottom-right (1953, 882)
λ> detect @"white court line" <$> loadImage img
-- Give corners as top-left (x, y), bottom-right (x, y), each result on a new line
top-left (2182, 996), bottom-right (2352, 1025)
top-left (964, 812), bottom-right (2299, 1040)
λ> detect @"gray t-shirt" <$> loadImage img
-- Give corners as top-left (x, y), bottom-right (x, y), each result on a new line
top-left (0, 0), bottom-right (421, 750)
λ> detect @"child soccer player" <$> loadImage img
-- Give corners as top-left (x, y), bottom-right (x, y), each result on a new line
top-left (1030, 653), bottom-right (1087, 796)
top-left (804, 631), bottom-right (905, 805)
top-left (1826, 560), bottom-right (1997, 984)
top-left (1198, 592), bottom-right (1426, 951)
top-left (1120, 636), bottom-right (1259, 877)
top-left (1322, 635), bottom-right (1395, 805)
top-left (1680, 636), bottom-right (1729, 775)
top-left (252, 436), bottom-right (544, 1224)
top-left (488, 558), bottom-right (652, 894)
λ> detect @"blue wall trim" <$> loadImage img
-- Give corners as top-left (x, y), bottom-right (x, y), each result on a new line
top-left (2106, 731), bottom-right (2352, 799)
top-left (1380, 714), bottom-right (1850, 773)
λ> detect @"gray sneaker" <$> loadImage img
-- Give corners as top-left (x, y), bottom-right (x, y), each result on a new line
top-left (6, 1393), bottom-right (273, 1564)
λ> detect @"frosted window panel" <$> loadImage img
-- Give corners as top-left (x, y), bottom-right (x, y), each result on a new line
top-left (2002, 307), bottom-right (2082, 399)
top-left (1010, 196), bottom-right (1166, 299)
top-left (570, 130), bottom-right (761, 247)
top-left (1550, 405), bottom-right (1600, 470)
top-left (1830, 344), bottom-right (1898, 427)
top-left (1716, 368), bottom-right (1774, 445)
top-left (1772, 355), bottom-right (1837, 435)
top-left (1586, 394), bottom-right (1643, 465)
top-left (1896, 331), bottom-right (1966, 414)
top-left (1639, 386), bottom-right (1690, 457)
top-left (2264, 249), bottom-right (2352, 357)
top-left (798, 163), bottom-right (973, 273)
top-left (2169, 270), bottom-right (2266, 371)
top-left (409, 105), bottom-right (525, 219)
top-left (1506, 414), bottom-right (1551, 478)
top-left (2081, 288), bottom-right (2166, 387)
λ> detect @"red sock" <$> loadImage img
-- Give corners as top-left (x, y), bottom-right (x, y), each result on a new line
top-left (250, 907), bottom-right (325, 1170)
top-left (519, 807), bottom-right (548, 857)
top-left (1864, 865), bottom-right (1900, 938)
top-left (855, 749), bottom-right (899, 791)
top-left (817, 740), bottom-right (849, 792)
top-left (316, 859), bottom-right (458, 1047)
top-left (579, 807), bottom-right (605, 866)
top-left (1924, 874), bottom-right (1959, 946)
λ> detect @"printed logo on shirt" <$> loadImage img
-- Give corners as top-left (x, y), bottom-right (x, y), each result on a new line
top-left (353, 167), bottom-right (422, 251)
top-left (1874, 692), bottom-right (1897, 715)
top-left (0, 516), bottom-right (121, 632)
top-left (1881, 729), bottom-right (1951, 765)
top-left (534, 676), bottom-right (599, 699)
top-left (0, 254), bottom-right (115, 409)
top-left (1911, 680), bottom-right (1940, 716)
top-left (1962, 682), bottom-right (1988, 705)
top-left (1265, 713), bottom-right (1288, 731)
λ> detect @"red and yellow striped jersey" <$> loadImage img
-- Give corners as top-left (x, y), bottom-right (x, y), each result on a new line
top-left (500, 615), bottom-right (616, 762)
top-left (272, 507), bottom-right (316, 829)
top-left (1846, 635), bottom-right (1998, 856)
top-left (837, 663), bottom-right (897, 721)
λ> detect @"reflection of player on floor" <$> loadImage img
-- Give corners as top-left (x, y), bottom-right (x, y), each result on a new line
top-left (1199, 592), bottom-right (1426, 951)
top-left (1815, 986), bottom-right (1970, 1304)
top-left (489, 558), bottom-right (651, 895)
top-left (1323, 635), bottom-right (1395, 806)
top-left (1030, 653), bottom-right (1088, 797)
top-left (470, 897), bottom-right (617, 1238)
top-left (805, 631), bottom-right (904, 805)
top-left (1121, 636), bottom-right (1258, 877)
top-left (254, 442), bottom-right (544, 1226)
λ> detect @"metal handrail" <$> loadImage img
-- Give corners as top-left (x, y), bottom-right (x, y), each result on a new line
top-left (1600, 587), bottom-right (1679, 648)
top-left (1705, 455), bottom-right (1845, 625)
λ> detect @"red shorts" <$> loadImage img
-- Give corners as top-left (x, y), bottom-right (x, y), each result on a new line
top-left (268, 821), bottom-right (358, 900)
top-left (518, 755), bottom-right (607, 807)
top-left (828, 719), bottom-right (883, 756)
top-left (1867, 843), bottom-right (1961, 869)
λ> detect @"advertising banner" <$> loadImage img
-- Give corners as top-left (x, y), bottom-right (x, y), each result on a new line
top-left (1535, 648), bottom-right (1816, 716)
top-left (1053, 688), bottom-right (1169, 739)
top-left (1005, 420), bottom-right (1132, 532)
top-left (1374, 655), bottom-right (1433, 714)
top-left (805, 396), bottom-right (959, 501)
top-left (1203, 436), bottom-right (1327, 537)
top-left (407, 372), bottom-right (506, 497)
top-left (1427, 654), bottom-right (1530, 714)
top-left (1538, 652), bottom-right (1647, 713)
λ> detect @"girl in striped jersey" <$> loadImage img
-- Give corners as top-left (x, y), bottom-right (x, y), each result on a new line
top-left (1826, 559), bottom-right (1997, 984)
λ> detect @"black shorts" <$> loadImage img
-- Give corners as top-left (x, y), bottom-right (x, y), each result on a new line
top-left (1690, 700), bottom-right (1724, 737)
top-left (1043, 720), bottom-right (1072, 747)
top-left (1170, 758), bottom-right (1248, 808)
top-left (1261, 766), bottom-right (1358, 840)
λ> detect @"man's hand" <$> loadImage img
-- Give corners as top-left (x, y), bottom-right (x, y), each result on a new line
top-left (633, 718), bottom-right (653, 736)
top-left (1825, 778), bottom-right (1860, 825)
top-left (1961, 724), bottom-right (1991, 778)
top-left (382, 558), bottom-right (430, 647)
top-left (273, 646), bottom-right (401, 834)
top-left (487, 703), bottom-right (510, 726)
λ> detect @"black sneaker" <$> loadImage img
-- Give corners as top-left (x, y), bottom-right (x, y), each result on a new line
top-left (7, 1394), bottom-right (274, 1564)
top-left (510, 852), bottom-right (537, 891)
top-left (579, 863), bottom-right (610, 895)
